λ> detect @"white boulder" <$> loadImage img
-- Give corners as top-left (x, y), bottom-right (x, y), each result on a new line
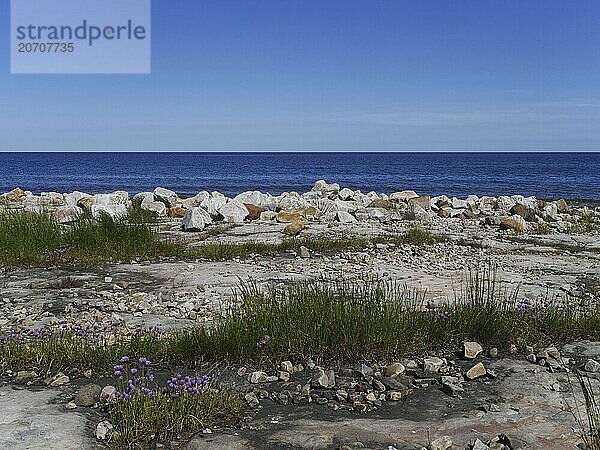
top-left (181, 207), bottom-right (213, 231)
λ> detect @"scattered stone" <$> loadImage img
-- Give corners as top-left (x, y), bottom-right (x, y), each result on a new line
top-left (14, 371), bottom-right (37, 385)
top-left (95, 420), bottom-right (113, 441)
top-left (248, 371), bottom-right (268, 384)
top-left (74, 383), bottom-right (102, 407)
top-left (356, 364), bottom-right (374, 378)
top-left (280, 361), bottom-right (294, 373)
top-left (423, 357), bottom-right (444, 373)
top-left (384, 362), bottom-right (405, 378)
top-left (584, 359), bottom-right (600, 373)
top-left (65, 401), bottom-right (77, 410)
top-left (244, 392), bottom-right (260, 408)
top-left (311, 368), bottom-right (335, 388)
top-left (466, 362), bottom-right (487, 380)
top-left (45, 372), bottom-right (70, 387)
top-left (283, 221), bottom-right (305, 236)
top-left (278, 371), bottom-right (290, 382)
top-left (299, 246), bottom-right (310, 258)
top-left (489, 347), bottom-right (498, 358)
top-left (464, 341), bottom-right (483, 359)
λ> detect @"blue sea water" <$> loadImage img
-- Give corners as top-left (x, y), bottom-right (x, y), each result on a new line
top-left (0, 152), bottom-right (598, 200)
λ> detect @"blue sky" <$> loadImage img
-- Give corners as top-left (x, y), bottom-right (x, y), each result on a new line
top-left (1, 0), bottom-right (599, 151)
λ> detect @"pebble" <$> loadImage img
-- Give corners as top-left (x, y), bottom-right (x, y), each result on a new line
top-left (466, 362), bottom-right (486, 380)
top-left (464, 341), bottom-right (483, 359)
top-left (95, 420), bottom-right (113, 440)
top-left (248, 371), bottom-right (268, 384)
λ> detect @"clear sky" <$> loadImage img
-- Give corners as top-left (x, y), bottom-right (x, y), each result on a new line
top-left (1, 0), bottom-right (599, 151)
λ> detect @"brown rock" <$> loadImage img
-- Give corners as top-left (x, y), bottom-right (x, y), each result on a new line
top-left (244, 203), bottom-right (266, 221)
top-left (369, 199), bottom-right (398, 210)
top-left (556, 199), bottom-right (569, 213)
top-left (168, 205), bottom-right (188, 218)
top-left (283, 221), bottom-right (305, 236)
top-left (408, 196), bottom-right (431, 210)
top-left (4, 187), bottom-right (26, 202)
top-left (511, 204), bottom-right (537, 221)
top-left (500, 215), bottom-right (526, 232)
top-left (77, 197), bottom-right (95, 212)
top-left (277, 210), bottom-right (304, 223)
top-left (74, 383), bottom-right (102, 407)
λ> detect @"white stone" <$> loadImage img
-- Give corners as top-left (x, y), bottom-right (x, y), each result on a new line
top-left (218, 200), bottom-right (249, 223)
top-left (181, 207), bottom-right (213, 231)
top-left (463, 341), bottom-right (483, 359)
top-left (200, 196), bottom-right (228, 218)
top-left (338, 187), bottom-right (355, 200)
top-left (95, 420), bottom-right (113, 440)
top-left (181, 191), bottom-right (210, 209)
top-left (91, 203), bottom-right (128, 220)
top-left (390, 190), bottom-right (418, 201)
top-left (153, 187), bottom-right (179, 206)
top-left (141, 196), bottom-right (167, 216)
top-left (336, 211), bottom-right (356, 223)
top-left (585, 359), bottom-right (600, 372)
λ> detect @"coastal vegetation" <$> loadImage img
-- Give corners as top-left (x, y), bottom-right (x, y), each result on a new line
top-left (2, 266), bottom-right (599, 372)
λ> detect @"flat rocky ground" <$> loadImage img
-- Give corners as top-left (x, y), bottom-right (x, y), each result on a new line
top-left (1, 217), bottom-right (600, 449)
top-left (2, 219), bottom-right (599, 331)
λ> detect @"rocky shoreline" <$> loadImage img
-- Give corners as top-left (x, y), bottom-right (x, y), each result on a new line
top-left (1, 181), bottom-right (600, 449)
top-left (1, 180), bottom-right (597, 234)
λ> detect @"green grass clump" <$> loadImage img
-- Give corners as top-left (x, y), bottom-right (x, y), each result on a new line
top-left (108, 378), bottom-right (243, 448)
top-left (0, 211), bottom-right (181, 267)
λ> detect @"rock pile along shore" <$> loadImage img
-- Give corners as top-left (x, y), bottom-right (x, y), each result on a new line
top-left (0, 180), bottom-right (594, 234)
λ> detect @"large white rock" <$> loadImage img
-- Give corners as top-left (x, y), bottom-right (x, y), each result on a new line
top-left (218, 200), bottom-right (249, 223)
top-left (40, 192), bottom-right (65, 207)
top-left (94, 191), bottom-right (129, 206)
top-left (367, 207), bottom-right (389, 220)
top-left (91, 203), bottom-right (128, 220)
top-left (336, 210), bottom-right (357, 223)
top-left (52, 205), bottom-right (83, 224)
top-left (181, 191), bottom-right (210, 209)
top-left (234, 191), bottom-right (274, 208)
top-left (141, 196), bottom-right (167, 216)
top-left (153, 187), bottom-right (179, 206)
top-left (311, 180), bottom-right (340, 196)
top-left (479, 196), bottom-right (498, 213)
top-left (390, 190), bottom-right (418, 201)
top-left (200, 196), bottom-right (228, 218)
top-left (542, 203), bottom-right (559, 222)
top-left (451, 197), bottom-right (468, 209)
top-left (132, 192), bottom-right (154, 208)
top-left (338, 187), bottom-right (355, 201)
top-left (64, 191), bottom-right (92, 207)
top-left (277, 193), bottom-right (311, 211)
top-left (181, 207), bottom-right (213, 231)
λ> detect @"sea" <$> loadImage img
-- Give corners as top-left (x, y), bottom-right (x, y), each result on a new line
top-left (0, 152), bottom-right (598, 200)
